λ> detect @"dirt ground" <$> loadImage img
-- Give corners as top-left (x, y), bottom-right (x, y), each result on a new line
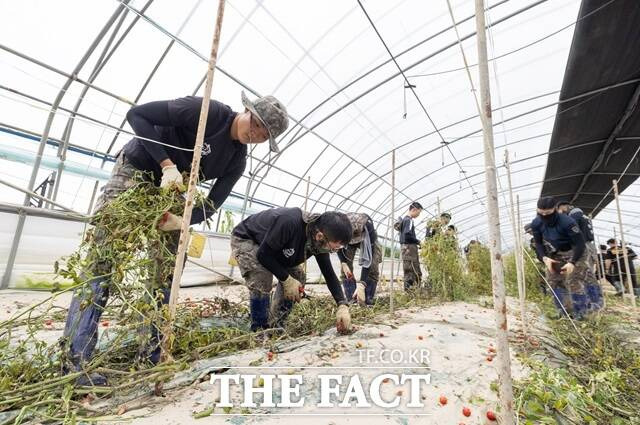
top-left (0, 286), bottom-right (548, 424)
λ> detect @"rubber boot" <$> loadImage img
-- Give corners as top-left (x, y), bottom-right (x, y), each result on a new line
top-left (585, 282), bottom-right (604, 312)
top-left (571, 293), bottom-right (589, 320)
top-left (343, 278), bottom-right (356, 302)
top-left (571, 294), bottom-right (589, 320)
top-left (550, 286), bottom-right (571, 318)
top-left (250, 294), bottom-right (270, 331)
top-left (365, 279), bottom-right (378, 306)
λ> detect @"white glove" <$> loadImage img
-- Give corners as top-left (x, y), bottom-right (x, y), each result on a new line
top-left (336, 304), bottom-right (351, 334)
top-left (158, 212), bottom-right (183, 231)
top-left (354, 281), bottom-right (366, 306)
top-left (161, 164), bottom-right (184, 190)
top-left (561, 262), bottom-right (575, 275)
top-left (542, 256), bottom-right (556, 272)
top-left (341, 263), bottom-right (353, 279)
top-left (283, 276), bottom-right (303, 302)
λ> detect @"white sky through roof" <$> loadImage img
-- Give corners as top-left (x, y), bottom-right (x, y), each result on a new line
top-left (1, 0), bottom-right (637, 252)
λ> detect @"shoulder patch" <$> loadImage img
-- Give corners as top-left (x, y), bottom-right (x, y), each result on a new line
top-left (571, 225), bottom-right (580, 234)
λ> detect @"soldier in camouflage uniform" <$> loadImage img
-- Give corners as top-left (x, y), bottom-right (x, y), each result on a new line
top-left (62, 93), bottom-right (289, 386)
top-left (230, 208), bottom-right (353, 332)
top-left (337, 213), bottom-right (383, 306)
top-left (531, 197), bottom-right (589, 319)
top-left (557, 202), bottom-right (603, 311)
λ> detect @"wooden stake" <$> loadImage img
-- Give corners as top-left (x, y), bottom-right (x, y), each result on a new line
top-left (162, 0), bottom-right (227, 362)
top-left (475, 1), bottom-right (515, 422)
top-left (504, 150), bottom-right (526, 336)
top-left (390, 149), bottom-right (396, 314)
top-left (613, 179), bottom-right (636, 307)
top-left (303, 175), bottom-right (310, 275)
top-left (517, 195), bottom-right (526, 305)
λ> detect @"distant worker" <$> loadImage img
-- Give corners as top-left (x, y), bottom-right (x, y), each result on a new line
top-left (556, 201), bottom-right (603, 311)
top-left (530, 196), bottom-right (588, 319)
top-left (338, 213), bottom-right (382, 306)
top-left (426, 212), bottom-right (452, 239)
top-left (604, 238), bottom-right (639, 297)
top-left (396, 202), bottom-right (423, 290)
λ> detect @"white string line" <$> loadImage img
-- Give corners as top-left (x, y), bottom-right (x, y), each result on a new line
top-left (0, 92), bottom-right (195, 152)
top-left (590, 143), bottom-right (640, 214)
top-left (407, 0), bottom-right (620, 79)
top-left (444, 0), bottom-right (516, 250)
top-left (0, 59), bottom-right (128, 119)
top-left (1, 94), bottom-right (399, 226)
top-left (70, 99), bottom-right (119, 209)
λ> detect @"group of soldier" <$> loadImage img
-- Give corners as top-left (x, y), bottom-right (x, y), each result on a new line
top-left (526, 196), bottom-right (639, 319)
top-left (61, 93), bottom-right (432, 386)
top-left (59, 91), bottom-right (636, 387)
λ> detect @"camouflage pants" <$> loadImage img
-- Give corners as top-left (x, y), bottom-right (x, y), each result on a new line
top-left (401, 244), bottom-right (422, 289)
top-left (546, 250), bottom-right (587, 295)
top-left (230, 235), bottom-right (306, 323)
top-left (63, 153), bottom-right (178, 366)
top-left (338, 243), bottom-right (382, 283)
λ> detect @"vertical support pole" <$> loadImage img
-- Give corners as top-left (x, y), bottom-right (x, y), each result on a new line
top-left (595, 236), bottom-right (608, 309)
top-left (436, 196), bottom-right (441, 216)
top-left (380, 217), bottom-right (390, 280)
top-left (613, 179), bottom-right (636, 307)
top-left (164, 0), bottom-right (226, 343)
top-left (390, 149), bottom-right (396, 314)
top-left (517, 194), bottom-right (526, 304)
top-left (0, 3), bottom-right (129, 289)
top-left (613, 227), bottom-right (625, 293)
top-left (303, 175), bottom-right (310, 275)
top-left (504, 150), bottom-right (526, 336)
top-left (304, 176), bottom-right (310, 212)
top-left (475, 1), bottom-right (515, 422)
top-left (215, 209), bottom-right (223, 233)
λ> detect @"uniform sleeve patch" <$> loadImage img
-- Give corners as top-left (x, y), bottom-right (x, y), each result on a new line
top-left (571, 225), bottom-right (580, 233)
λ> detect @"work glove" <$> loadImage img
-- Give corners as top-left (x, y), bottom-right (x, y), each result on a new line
top-left (283, 276), bottom-right (303, 302)
top-left (561, 262), bottom-right (575, 275)
top-left (341, 262), bottom-right (353, 280)
top-left (158, 211), bottom-right (182, 231)
top-left (542, 256), bottom-right (557, 273)
top-left (160, 164), bottom-right (184, 190)
top-left (353, 281), bottom-right (366, 306)
top-left (336, 304), bottom-right (351, 334)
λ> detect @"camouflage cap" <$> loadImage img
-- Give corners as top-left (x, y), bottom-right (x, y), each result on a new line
top-left (241, 91), bottom-right (289, 153)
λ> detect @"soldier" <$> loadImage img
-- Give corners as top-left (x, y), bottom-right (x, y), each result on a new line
top-left (231, 208), bottom-right (353, 333)
top-left (556, 201), bottom-right (603, 311)
top-left (338, 213), bottom-right (382, 306)
top-left (531, 196), bottom-right (589, 319)
top-left (604, 239), bottom-right (640, 297)
top-left (62, 92), bottom-right (288, 386)
top-left (397, 202), bottom-right (423, 290)
top-left (426, 212), bottom-right (451, 239)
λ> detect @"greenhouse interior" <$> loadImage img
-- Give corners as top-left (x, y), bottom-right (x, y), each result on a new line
top-left (1, 0), bottom-right (640, 423)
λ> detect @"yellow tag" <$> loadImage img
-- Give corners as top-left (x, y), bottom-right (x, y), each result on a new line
top-left (187, 232), bottom-right (206, 258)
top-left (228, 252), bottom-right (238, 266)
